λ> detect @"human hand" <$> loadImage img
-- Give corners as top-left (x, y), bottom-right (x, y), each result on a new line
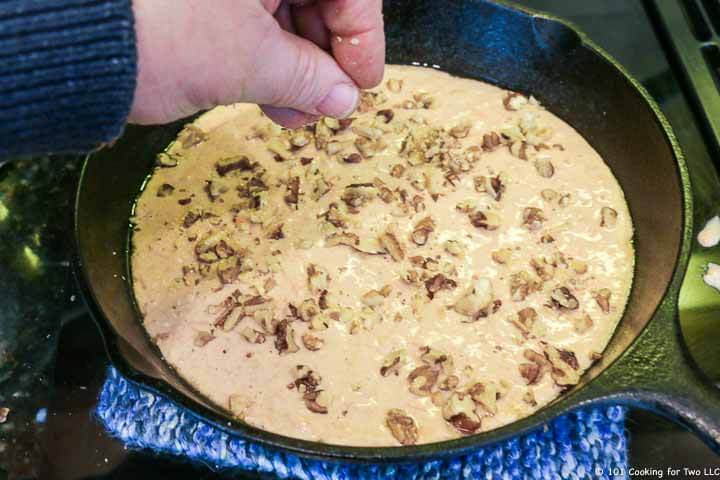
top-left (129, 0), bottom-right (385, 128)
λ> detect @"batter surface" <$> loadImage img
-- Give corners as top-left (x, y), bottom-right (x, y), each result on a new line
top-left (131, 65), bottom-right (634, 446)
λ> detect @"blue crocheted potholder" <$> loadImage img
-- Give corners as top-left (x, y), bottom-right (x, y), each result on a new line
top-left (96, 367), bottom-right (628, 479)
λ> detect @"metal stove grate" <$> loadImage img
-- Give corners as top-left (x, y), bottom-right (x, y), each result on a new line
top-left (646, 0), bottom-right (720, 157)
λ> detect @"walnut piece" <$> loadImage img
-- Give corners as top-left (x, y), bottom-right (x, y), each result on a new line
top-left (241, 327), bottom-right (266, 344)
top-left (522, 207), bottom-right (545, 230)
top-left (274, 319), bottom-right (300, 355)
top-left (380, 349), bottom-right (407, 377)
top-left (386, 409), bottom-right (419, 445)
top-left (407, 365), bottom-right (439, 396)
top-left (425, 273), bottom-right (457, 299)
top-left (469, 210), bottom-right (501, 230)
top-left (509, 307), bottom-right (537, 336)
top-left (379, 231), bottom-right (405, 261)
top-left (550, 287), bottom-right (579, 311)
top-left (453, 278), bottom-right (494, 320)
top-left (600, 207), bottom-right (618, 228)
top-left (411, 216), bottom-right (436, 246)
top-left (303, 391), bottom-right (329, 414)
top-left (307, 264), bottom-right (329, 294)
top-left (442, 392), bottom-right (481, 434)
top-left (544, 345), bottom-right (580, 386)
top-left (519, 349), bottom-right (549, 385)
top-left (534, 157), bottom-right (554, 178)
top-left (594, 288), bottom-right (612, 313)
top-left (302, 332), bottom-right (324, 351)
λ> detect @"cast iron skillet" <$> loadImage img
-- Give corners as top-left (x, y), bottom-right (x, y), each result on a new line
top-left (75, 0), bottom-right (720, 463)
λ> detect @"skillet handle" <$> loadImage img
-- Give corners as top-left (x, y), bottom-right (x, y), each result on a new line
top-left (582, 302), bottom-right (720, 454)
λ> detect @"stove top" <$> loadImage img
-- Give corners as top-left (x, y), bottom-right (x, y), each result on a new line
top-left (2, 1), bottom-right (720, 478)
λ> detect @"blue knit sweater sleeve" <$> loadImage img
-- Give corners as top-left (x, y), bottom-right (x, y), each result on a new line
top-left (0, 0), bottom-right (137, 158)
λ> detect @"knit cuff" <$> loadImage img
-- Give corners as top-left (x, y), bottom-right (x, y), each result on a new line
top-left (0, 0), bottom-right (137, 157)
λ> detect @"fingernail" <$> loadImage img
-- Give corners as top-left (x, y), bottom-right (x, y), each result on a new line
top-left (317, 83), bottom-right (359, 118)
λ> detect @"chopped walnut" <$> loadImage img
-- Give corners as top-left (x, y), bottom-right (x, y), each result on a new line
top-left (284, 176), bottom-right (300, 208)
top-left (307, 264), bottom-right (329, 294)
top-left (509, 141), bottom-right (535, 160)
top-left (355, 137), bottom-right (386, 159)
top-left (509, 307), bottom-right (537, 336)
top-left (294, 299), bottom-right (318, 323)
top-left (481, 132), bottom-right (501, 151)
top-left (407, 365), bottom-right (440, 396)
top-left (570, 259), bottom-right (588, 274)
top-left (156, 151), bottom-right (180, 168)
top-left (216, 156), bottom-right (253, 176)
top-left (303, 390), bottom-right (330, 414)
top-left (386, 78), bottom-right (403, 92)
top-left (503, 92), bottom-right (529, 111)
top-left (544, 345), bottom-right (580, 386)
top-left (469, 210), bottom-right (501, 230)
top-left (413, 91), bottom-right (435, 109)
top-left (241, 327), bottom-right (266, 344)
top-left (530, 256), bottom-right (555, 281)
top-left (379, 231), bottom-right (405, 261)
top-left (522, 207), bottom-right (545, 230)
top-left (267, 137), bottom-right (294, 161)
top-left (302, 332), bottom-right (324, 351)
top-left (362, 289), bottom-right (386, 308)
top-left (326, 232), bottom-right (360, 248)
top-left (424, 273), bottom-right (457, 299)
top-left (274, 319), bottom-right (300, 355)
top-left (523, 390), bottom-right (537, 407)
top-left (380, 349), bottom-right (407, 377)
top-left (509, 271), bottom-right (541, 301)
top-left (390, 163), bottom-right (405, 178)
top-left (519, 349), bottom-right (549, 385)
top-left (411, 216), bottom-right (436, 246)
top-left (156, 183), bottom-right (175, 197)
top-left (442, 392), bottom-right (481, 434)
top-left (449, 122), bottom-right (471, 139)
top-left (550, 287), bottom-right (579, 311)
top-left (468, 381), bottom-right (498, 416)
top-left (453, 278), bottom-right (494, 320)
top-left (341, 183), bottom-right (376, 211)
top-left (419, 346), bottom-right (454, 374)
top-left (600, 207), bottom-right (618, 228)
top-left (444, 240), bottom-right (464, 257)
top-left (386, 409), bottom-right (419, 445)
top-left (474, 175), bottom-right (505, 201)
top-left (534, 157), bottom-right (554, 178)
top-left (594, 288), bottom-right (612, 313)
top-left (376, 109), bottom-right (395, 123)
top-left (540, 189), bottom-right (559, 202)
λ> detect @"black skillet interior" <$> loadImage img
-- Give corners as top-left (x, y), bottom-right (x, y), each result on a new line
top-left (75, 0), bottom-right (719, 463)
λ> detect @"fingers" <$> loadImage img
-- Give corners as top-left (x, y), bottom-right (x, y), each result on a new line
top-left (261, 105), bottom-right (319, 128)
top-left (318, 0), bottom-right (385, 88)
top-left (241, 21), bottom-right (359, 118)
top-left (292, 2), bottom-right (331, 50)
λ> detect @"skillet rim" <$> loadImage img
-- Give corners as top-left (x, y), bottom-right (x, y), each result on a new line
top-left (73, 0), bottom-right (692, 464)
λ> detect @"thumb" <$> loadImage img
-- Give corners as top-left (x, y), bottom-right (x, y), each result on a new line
top-left (241, 24), bottom-right (360, 119)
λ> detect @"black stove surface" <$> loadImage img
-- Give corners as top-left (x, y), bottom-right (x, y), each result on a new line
top-left (2, 1), bottom-right (720, 479)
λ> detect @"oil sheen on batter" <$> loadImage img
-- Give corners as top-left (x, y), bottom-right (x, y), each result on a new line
top-left (131, 65), bottom-right (634, 446)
